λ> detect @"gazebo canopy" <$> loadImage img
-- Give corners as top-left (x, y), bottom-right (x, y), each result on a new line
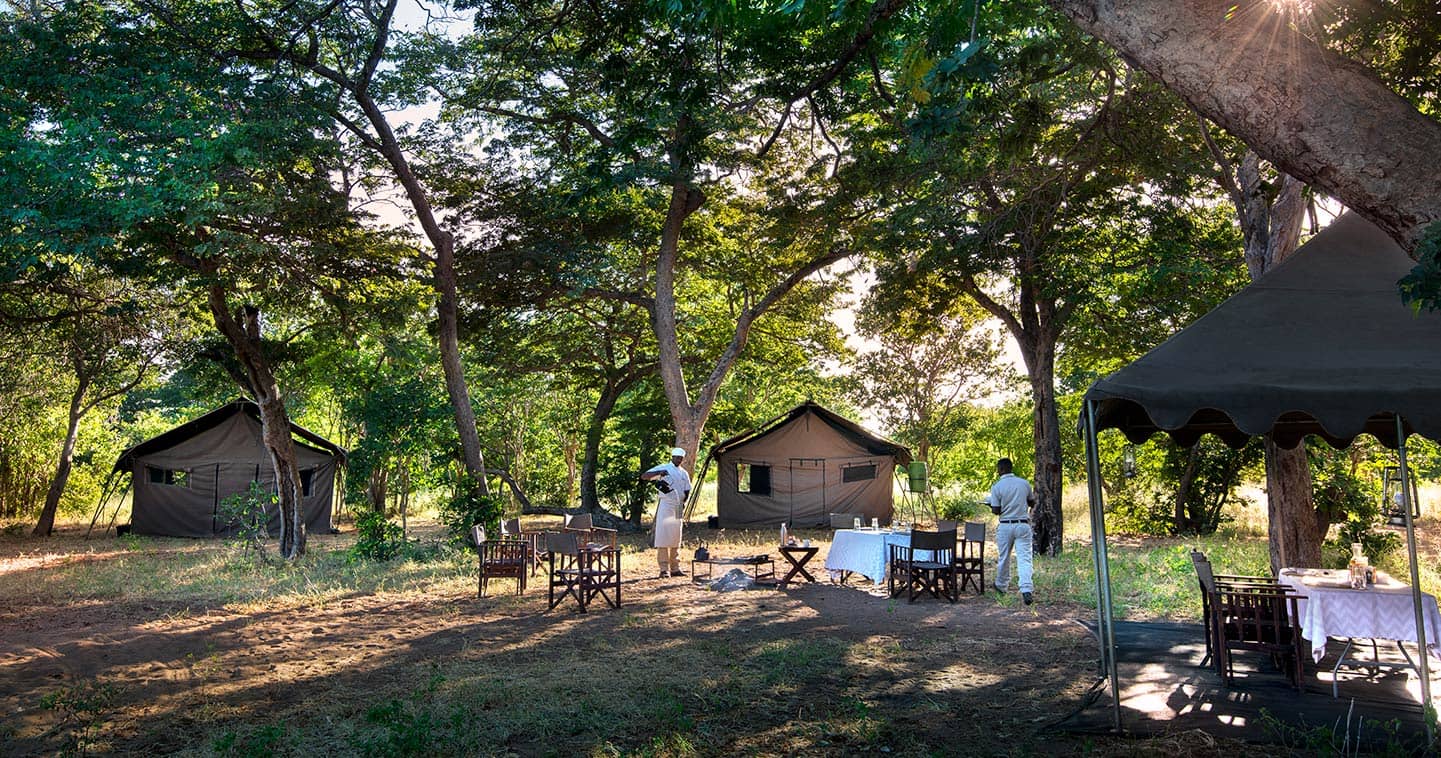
top-left (1084, 212), bottom-right (1441, 450)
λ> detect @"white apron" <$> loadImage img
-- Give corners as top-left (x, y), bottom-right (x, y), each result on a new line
top-left (654, 501), bottom-right (683, 548)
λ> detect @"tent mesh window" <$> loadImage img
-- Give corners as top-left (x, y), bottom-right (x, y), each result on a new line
top-left (300, 468), bottom-right (314, 497)
top-left (737, 463), bottom-right (771, 495)
top-left (842, 464), bottom-right (877, 482)
top-left (146, 466), bottom-right (190, 488)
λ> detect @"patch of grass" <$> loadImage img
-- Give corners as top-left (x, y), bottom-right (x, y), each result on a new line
top-left (212, 724), bottom-right (290, 758)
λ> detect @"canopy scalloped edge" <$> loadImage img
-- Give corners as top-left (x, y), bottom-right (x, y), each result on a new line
top-left (1080, 394), bottom-right (1415, 450)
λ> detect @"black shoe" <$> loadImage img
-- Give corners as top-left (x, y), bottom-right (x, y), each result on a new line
top-left (1023, 592), bottom-right (1034, 605)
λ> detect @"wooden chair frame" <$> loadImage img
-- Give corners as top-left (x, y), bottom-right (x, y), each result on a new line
top-left (476, 529), bottom-right (529, 598)
top-left (1208, 583), bottom-right (1305, 690)
top-left (888, 529), bottom-right (958, 603)
top-left (1190, 550), bottom-right (1285, 670)
top-left (546, 531), bottom-right (622, 613)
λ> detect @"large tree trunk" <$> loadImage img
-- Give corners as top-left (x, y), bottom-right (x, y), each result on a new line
top-left (1048, 0), bottom-right (1441, 251)
top-left (1027, 349), bottom-right (1064, 557)
top-left (32, 378), bottom-right (87, 537)
top-left (1266, 439), bottom-right (1322, 573)
top-left (432, 233), bottom-right (490, 496)
top-left (579, 373), bottom-right (644, 512)
top-left (208, 287), bottom-right (306, 559)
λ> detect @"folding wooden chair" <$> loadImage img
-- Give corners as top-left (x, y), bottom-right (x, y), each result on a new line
top-left (888, 528), bottom-right (958, 603)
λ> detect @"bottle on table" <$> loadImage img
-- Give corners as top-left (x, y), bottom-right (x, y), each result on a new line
top-left (780, 522), bottom-right (788, 548)
top-left (1348, 542), bottom-right (1369, 590)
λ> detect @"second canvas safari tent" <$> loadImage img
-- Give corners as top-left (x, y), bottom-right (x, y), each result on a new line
top-left (711, 401), bottom-right (911, 528)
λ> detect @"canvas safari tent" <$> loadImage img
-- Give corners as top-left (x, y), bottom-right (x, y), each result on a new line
top-left (109, 400), bottom-right (346, 538)
top-left (710, 401), bottom-right (911, 528)
top-left (1079, 213), bottom-right (1441, 728)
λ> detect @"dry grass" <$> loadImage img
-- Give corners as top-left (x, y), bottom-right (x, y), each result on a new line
top-left (4, 496), bottom-right (1434, 757)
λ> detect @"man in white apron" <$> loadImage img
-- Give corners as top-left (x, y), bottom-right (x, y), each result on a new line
top-left (641, 447), bottom-right (691, 577)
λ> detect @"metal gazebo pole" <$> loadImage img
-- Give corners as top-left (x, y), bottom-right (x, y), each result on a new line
top-left (1083, 399), bottom-right (1121, 731)
top-left (1395, 415), bottom-right (1433, 723)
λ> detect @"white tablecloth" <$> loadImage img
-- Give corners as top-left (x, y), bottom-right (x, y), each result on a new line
top-left (1277, 568), bottom-right (1441, 663)
top-left (825, 529), bottom-right (911, 584)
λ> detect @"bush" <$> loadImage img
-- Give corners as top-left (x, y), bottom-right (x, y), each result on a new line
top-left (932, 490), bottom-right (989, 523)
top-left (217, 482), bottom-right (274, 558)
top-left (351, 508), bottom-right (406, 562)
top-left (436, 476), bottom-right (504, 547)
top-left (1104, 485), bottom-right (1174, 536)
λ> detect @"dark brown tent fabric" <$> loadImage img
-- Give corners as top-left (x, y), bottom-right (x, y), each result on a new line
top-left (1084, 213), bottom-right (1441, 450)
top-left (712, 402), bottom-right (912, 528)
top-left (113, 401), bottom-right (345, 538)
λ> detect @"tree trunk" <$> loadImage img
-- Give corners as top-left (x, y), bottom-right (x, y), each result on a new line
top-left (1028, 356), bottom-right (1064, 557)
top-left (433, 233), bottom-right (490, 495)
top-left (580, 374), bottom-right (641, 512)
top-left (32, 378), bottom-right (88, 537)
top-left (207, 287), bottom-right (306, 559)
top-left (1173, 444), bottom-right (1201, 534)
top-left (1048, 0), bottom-right (1441, 251)
top-left (1266, 439), bottom-right (1321, 573)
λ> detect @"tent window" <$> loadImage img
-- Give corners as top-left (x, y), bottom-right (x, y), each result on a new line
top-left (146, 466), bottom-right (190, 487)
top-left (842, 464), bottom-right (877, 483)
top-left (300, 468), bottom-right (314, 497)
top-left (737, 463), bottom-right (771, 495)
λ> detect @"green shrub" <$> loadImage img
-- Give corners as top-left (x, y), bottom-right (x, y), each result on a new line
top-left (436, 476), bottom-right (503, 546)
top-left (1104, 485), bottom-right (1174, 536)
top-left (933, 490), bottom-right (988, 523)
top-left (351, 508), bottom-right (406, 561)
top-left (218, 481), bottom-right (274, 558)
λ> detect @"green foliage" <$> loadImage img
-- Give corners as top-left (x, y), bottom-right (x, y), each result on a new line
top-left (351, 679), bottom-right (481, 758)
top-left (213, 724), bottom-right (290, 758)
top-left (1398, 221), bottom-right (1441, 313)
top-left (1103, 485), bottom-right (1175, 536)
top-left (436, 479), bottom-right (504, 547)
top-left (1314, 448), bottom-right (1402, 569)
top-left (350, 508), bottom-right (406, 562)
top-left (933, 491), bottom-right (988, 523)
top-left (1158, 438), bottom-right (1260, 536)
top-left (1259, 707), bottom-right (1422, 757)
top-left (218, 482), bottom-right (274, 559)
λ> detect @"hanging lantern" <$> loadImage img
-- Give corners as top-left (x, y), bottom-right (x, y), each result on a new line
top-left (1381, 464), bottom-right (1420, 528)
top-left (1122, 444), bottom-right (1138, 479)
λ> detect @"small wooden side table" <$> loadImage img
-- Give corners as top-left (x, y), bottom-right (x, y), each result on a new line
top-left (778, 545), bottom-right (820, 587)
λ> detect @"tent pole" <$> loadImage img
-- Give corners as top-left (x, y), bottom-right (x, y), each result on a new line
top-left (1395, 416), bottom-right (1433, 732)
top-left (1083, 399), bottom-right (1121, 732)
top-left (104, 480), bottom-right (132, 535)
top-left (85, 472), bottom-right (119, 539)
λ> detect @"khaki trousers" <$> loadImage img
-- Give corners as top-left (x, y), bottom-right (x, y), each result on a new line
top-left (656, 547), bottom-right (679, 572)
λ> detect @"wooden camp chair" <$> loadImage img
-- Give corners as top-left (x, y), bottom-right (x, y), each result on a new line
top-left (1190, 550), bottom-right (1286, 671)
top-left (500, 517), bottom-right (545, 575)
top-left (1208, 582), bottom-right (1306, 690)
top-left (888, 528), bottom-right (958, 603)
top-left (546, 531), bottom-right (621, 613)
top-left (473, 524), bottom-right (528, 597)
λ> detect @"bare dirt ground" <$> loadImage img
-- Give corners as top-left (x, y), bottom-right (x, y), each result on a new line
top-left (0, 522), bottom-right (1245, 756)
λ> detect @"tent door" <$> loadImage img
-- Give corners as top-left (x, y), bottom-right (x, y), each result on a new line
top-left (787, 458), bottom-right (826, 526)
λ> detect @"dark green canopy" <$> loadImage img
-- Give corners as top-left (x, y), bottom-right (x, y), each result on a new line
top-left (1084, 212), bottom-right (1441, 450)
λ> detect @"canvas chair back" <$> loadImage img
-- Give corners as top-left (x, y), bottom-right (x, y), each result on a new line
top-left (471, 524), bottom-right (487, 547)
top-left (501, 518), bottom-right (522, 537)
top-left (565, 513), bottom-right (594, 531)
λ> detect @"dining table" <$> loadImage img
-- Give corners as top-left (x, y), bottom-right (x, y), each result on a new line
top-left (1277, 567), bottom-right (1441, 697)
top-left (824, 528), bottom-right (912, 585)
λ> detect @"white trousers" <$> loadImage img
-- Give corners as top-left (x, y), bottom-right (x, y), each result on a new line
top-left (995, 522), bottom-right (1034, 593)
